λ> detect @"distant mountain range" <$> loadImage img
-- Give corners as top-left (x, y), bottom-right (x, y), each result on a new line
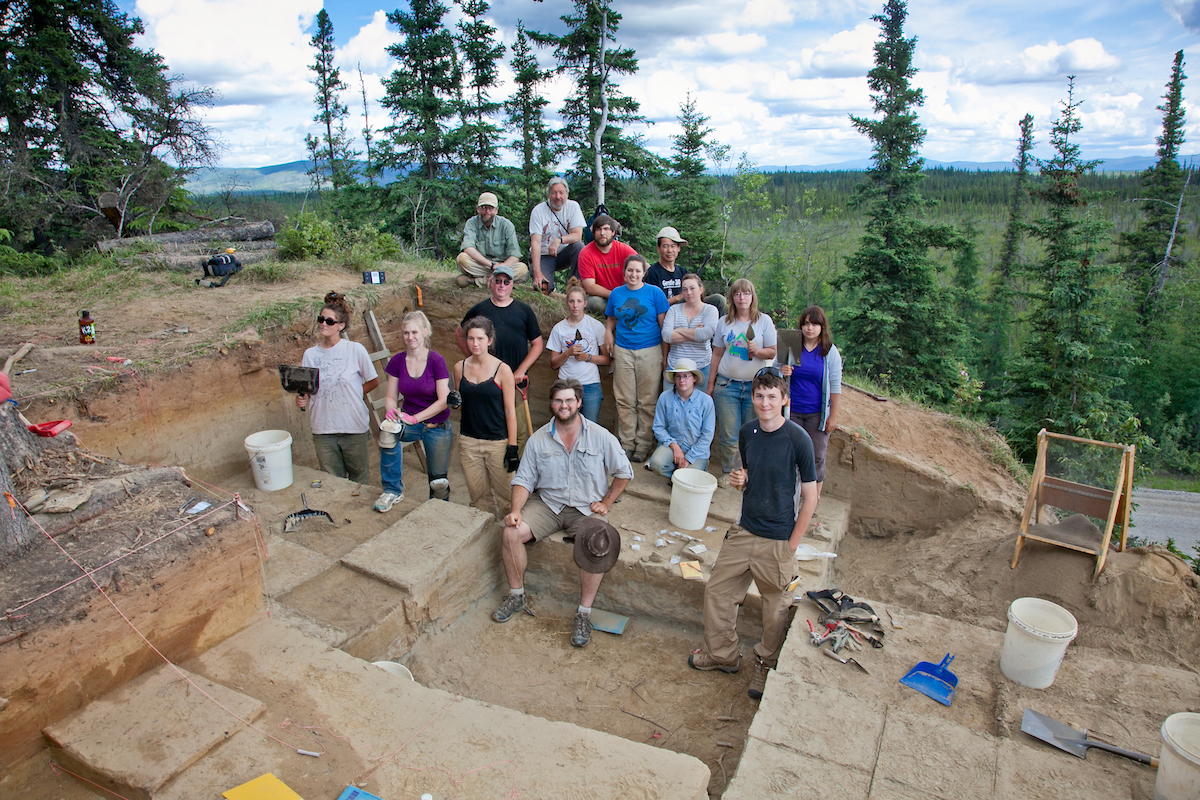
top-left (185, 155), bottom-right (1198, 195)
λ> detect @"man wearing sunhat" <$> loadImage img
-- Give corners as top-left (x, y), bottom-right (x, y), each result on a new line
top-left (647, 358), bottom-right (715, 478)
top-left (646, 225), bottom-right (726, 315)
top-left (456, 192), bottom-right (528, 288)
top-left (494, 378), bottom-right (633, 648)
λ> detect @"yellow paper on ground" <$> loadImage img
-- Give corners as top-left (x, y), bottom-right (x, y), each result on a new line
top-left (223, 773), bottom-right (304, 800)
top-left (679, 561), bottom-right (704, 580)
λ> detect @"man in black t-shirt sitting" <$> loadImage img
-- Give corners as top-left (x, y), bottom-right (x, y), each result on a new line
top-left (688, 367), bottom-right (818, 702)
top-left (456, 266), bottom-right (545, 448)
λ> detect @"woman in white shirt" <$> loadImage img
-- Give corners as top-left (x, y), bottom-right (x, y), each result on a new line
top-left (705, 278), bottom-right (777, 486)
top-left (296, 292), bottom-right (379, 484)
top-left (547, 277), bottom-right (611, 422)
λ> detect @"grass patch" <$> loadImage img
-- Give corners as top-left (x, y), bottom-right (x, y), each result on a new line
top-left (239, 258), bottom-right (308, 284)
top-left (1140, 471), bottom-right (1200, 492)
top-left (230, 297), bottom-right (321, 334)
top-left (850, 424), bottom-right (876, 444)
top-left (948, 418), bottom-right (1030, 485)
top-left (0, 276), bottom-right (25, 311)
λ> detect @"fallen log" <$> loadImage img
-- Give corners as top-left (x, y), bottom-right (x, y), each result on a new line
top-left (28, 467), bottom-right (192, 539)
top-left (96, 220), bottom-right (275, 252)
top-left (129, 250), bottom-right (275, 273)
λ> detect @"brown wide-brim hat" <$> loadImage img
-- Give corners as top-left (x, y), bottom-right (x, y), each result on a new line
top-left (574, 516), bottom-right (621, 574)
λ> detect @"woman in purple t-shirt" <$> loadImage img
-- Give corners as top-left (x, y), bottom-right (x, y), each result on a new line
top-left (375, 311), bottom-right (453, 512)
top-left (779, 305), bottom-right (842, 497)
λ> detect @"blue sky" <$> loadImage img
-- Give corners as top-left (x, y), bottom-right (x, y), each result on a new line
top-left (122, 0), bottom-right (1200, 169)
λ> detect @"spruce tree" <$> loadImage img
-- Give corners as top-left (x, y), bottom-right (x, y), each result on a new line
top-left (454, 0), bottom-right (505, 188)
top-left (1122, 50), bottom-right (1187, 320)
top-left (382, 0), bottom-right (461, 181)
top-left (381, 0), bottom-right (462, 252)
top-left (308, 9), bottom-right (357, 192)
top-left (1004, 78), bottom-right (1138, 450)
top-left (834, 0), bottom-right (962, 399)
top-left (531, 0), bottom-right (660, 210)
top-left (661, 94), bottom-right (724, 275)
top-left (504, 23), bottom-right (558, 223)
top-left (980, 113), bottom-right (1035, 393)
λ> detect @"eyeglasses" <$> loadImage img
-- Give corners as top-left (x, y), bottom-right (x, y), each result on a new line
top-left (755, 366), bottom-right (783, 379)
top-left (317, 316), bottom-right (341, 326)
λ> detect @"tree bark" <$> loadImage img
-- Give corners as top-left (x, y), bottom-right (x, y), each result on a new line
top-left (1, 405), bottom-right (40, 552)
top-left (96, 220), bottom-right (275, 252)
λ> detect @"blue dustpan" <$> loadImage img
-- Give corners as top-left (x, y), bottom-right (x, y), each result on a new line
top-left (899, 653), bottom-right (957, 706)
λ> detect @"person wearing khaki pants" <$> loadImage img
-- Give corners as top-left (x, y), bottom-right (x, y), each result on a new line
top-left (460, 435), bottom-right (511, 518)
top-left (604, 254), bottom-right (668, 461)
top-left (689, 368), bottom-right (819, 701)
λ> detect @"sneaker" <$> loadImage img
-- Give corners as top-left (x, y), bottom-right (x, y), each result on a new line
top-left (429, 478), bottom-right (450, 501)
top-left (373, 491), bottom-right (402, 512)
top-left (688, 651), bottom-right (740, 673)
top-left (748, 656), bottom-right (771, 700)
top-left (630, 452), bottom-right (647, 463)
top-left (571, 611), bottom-right (592, 647)
top-left (455, 275), bottom-right (472, 288)
top-left (492, 592), bottom-right (528, 623)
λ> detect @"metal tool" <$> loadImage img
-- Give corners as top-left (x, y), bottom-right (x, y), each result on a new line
top-left (1021, 708), bottom-right (1159, 766)
top-left (278, 365), bottom-right (319, 395)
top-left (899, 653), bottom-right (958, 706)
top-left (822, 647), bottom-right (870, 674)
top-left (283, 493), bottom-right (334, 532)
top-left (516, 377), bottom-right (533, 438)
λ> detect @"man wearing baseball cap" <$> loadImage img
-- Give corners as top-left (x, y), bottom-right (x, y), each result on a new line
top-left (456, 192), bottom-right (528, 288)
top-left (647, 357), bottom-right (715, 478)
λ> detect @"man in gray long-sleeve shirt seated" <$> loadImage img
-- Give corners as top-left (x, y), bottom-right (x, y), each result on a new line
top-left (493, 378), bottom-right (633, 648)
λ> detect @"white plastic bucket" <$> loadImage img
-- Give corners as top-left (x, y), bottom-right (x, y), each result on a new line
top-left (244, 430), bottom-right (294, 491)
top-left (999, 597), bottom-right (1078, 689)
top-left (669, 468), bottom-right (718, 530)
top-left (1156, 712), bottom-right (1200, 800)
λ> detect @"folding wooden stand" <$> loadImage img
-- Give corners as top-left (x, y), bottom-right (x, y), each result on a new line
top-left (1011, 429), bottom-right (1135, 581)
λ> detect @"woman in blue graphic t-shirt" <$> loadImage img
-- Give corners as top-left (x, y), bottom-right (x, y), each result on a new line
top-left (779, 305), bottom-right (842, 498)
top-left (604, 253), bottom-right (668, 462)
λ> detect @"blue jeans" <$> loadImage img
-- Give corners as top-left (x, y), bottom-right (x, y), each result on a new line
top-left (712, 376), bottom-right (753, 473)
top-left (379, 421), bottom-right (454, 497)
top-left (648, 445), bottom-right (709, 478)
top-left (581, 381), bottom-right (603, 423)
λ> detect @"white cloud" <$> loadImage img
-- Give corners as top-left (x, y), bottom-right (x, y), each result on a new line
top-left (739, 0), bottom-right (794, 28)
top-left (705, 31), bottom-right (769, 55)
top-left (964, 38), bottom-right (1121, 85)
top-left (1164, 0), bottom-right (1200, 31)
top-left (794, 24), bottom-right (876, 79)
top-left (339, 10), bottom-right (400, 75)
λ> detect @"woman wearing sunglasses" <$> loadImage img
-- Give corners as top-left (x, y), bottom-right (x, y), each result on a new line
top-left (706, 278), bottom-right (777, 487)
top-left (297, 292), bottom-right (379, 484)
top-left (778, 306), bottom-right (841, 497)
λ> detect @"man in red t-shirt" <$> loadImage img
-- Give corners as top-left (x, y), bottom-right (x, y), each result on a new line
top-left (578, 214), bottom-right (638, 315)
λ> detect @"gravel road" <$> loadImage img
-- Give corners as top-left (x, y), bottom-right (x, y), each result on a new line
top-left (1132, 488), bottom-right (1200, 555)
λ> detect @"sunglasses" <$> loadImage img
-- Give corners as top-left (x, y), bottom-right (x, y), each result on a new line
top-left (317, 316), bottom-right (341, 326)
top-left (755, 366), bottom-right (783, 379)
top-left (493, 277), bottom-right (513, 285)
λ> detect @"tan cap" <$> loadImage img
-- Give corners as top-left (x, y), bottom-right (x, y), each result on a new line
top-left (656, 226), bottom-right (687, 244)
top-left (477, 192), bottom-right (499, 208)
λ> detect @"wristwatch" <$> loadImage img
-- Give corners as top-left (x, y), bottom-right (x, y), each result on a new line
top-left (586, 354), bottom-right (592, 362)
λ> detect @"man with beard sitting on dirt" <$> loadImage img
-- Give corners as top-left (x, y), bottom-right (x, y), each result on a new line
top-left (493, 378), bottom-right (633, 648)
top-left (689, 367), bottom-right (818, 701)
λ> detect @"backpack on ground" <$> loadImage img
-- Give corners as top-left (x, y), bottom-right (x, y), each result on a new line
top-left (197, 253), bottom-right (242, 287)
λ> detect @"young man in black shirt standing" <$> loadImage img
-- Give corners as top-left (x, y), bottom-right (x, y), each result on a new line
top-left (688, 367), bottom-right (818, 701)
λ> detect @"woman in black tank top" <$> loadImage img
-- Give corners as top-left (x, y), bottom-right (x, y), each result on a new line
top-left (454, 318), bottom-right (517, 518)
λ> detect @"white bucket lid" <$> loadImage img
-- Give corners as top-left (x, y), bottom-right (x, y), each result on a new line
top-left (1007, 597), bottom-right (1078, 641)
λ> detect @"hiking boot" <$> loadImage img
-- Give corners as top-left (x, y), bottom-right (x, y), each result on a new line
top-left (571, 611), bottom-right (592, 647)
top-left (455, 274), bottom-right (472, 288)
top-left (492, 592), bottom-right (528, 623)
top-left (717, 473), bottom-right (731, 489)
top-left (748, 656), bottom-right (771, 700)
top-left (429, 478), bottom-right (450, 501)
top-left (688, 651), bottom-right (740, 673)
top-left (373, 491), bottom-right (402, 512)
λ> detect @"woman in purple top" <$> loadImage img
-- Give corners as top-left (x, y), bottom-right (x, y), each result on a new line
top-left (375, 311), bottom-right (453, 512)
top-left (779, 305), bottom-right (842, 497)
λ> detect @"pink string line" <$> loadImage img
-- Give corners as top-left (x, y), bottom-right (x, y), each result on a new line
top-left (49, 759), bottom-right (135, 800)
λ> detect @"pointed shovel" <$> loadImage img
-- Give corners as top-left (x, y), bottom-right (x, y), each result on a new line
top-left (1020, 708), bottom-right (1158, 766)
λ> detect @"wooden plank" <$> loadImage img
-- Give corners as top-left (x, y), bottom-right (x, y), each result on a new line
top-left (1043, 430), bottom-right (1131, 450)
top-left (1039, 478), bottom-right (1115, 521)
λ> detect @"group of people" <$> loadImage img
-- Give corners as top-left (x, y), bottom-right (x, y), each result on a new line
top-left (294, 197), bottom-right (843, 701)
